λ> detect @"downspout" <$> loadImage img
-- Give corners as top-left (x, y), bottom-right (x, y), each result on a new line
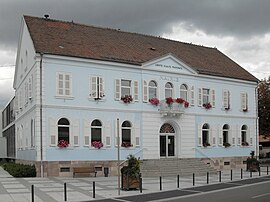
top-left (255, 83), bottom-right (259, 159)
top-left (39, 53), bottom-right (44, 177)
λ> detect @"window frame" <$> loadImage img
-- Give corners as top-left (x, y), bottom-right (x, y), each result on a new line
top-left (90, 119), bottom-right (103, 144)
top-left (57, 118), bottom-right (70, 144)
top-left (148, 80), bottom-right (158, 99)
top-left (180, 84), bottom-right (188, 101)
top-left (202, 123), bottom-right (210, 146)
top-left (121, 121), bottom-right (132, 147)
top-left (165, 82), bottom-right (173, 98)
top-left (56, 72), bottom-right (73, 98)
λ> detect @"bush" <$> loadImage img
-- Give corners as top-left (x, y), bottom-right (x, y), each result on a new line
top-left (1, 163), bottom-right (36, 177)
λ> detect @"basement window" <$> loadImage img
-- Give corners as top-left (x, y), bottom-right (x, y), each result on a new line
top-left (60, 167), bottom-right (70, 172)
top-left (224, 162), bottom-right (230, 166)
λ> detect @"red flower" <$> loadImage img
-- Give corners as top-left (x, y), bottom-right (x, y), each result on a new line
top-left (121, 142), bottom-right (133, 148)
top-left (176, 98), bottom-right (185, 104)
top-left (166, 97), bottom-right (174, 105)
top-left (121, 95), bottom-right (133, 103)
top-left (149, 98), bottom-right (160, 106)
top-left (57, 140), bottom-right (69, 148)
top-left (203, 102), bottom-right (212, 109)
top-left (91, 141), bottom-right (104, 149)
top-left (184, 101), bottom-right (189, 108)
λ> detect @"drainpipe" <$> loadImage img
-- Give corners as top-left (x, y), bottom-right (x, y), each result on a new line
top-left (39, 53), bottom-right (44, 177)
top-left (255, 83), bottom-right (259, 159)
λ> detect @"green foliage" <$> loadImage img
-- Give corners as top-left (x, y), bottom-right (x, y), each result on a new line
top-left (1, 163), bottom-right (36, 177)
top-left (121, 155), bottom-right (140, 178)
top-left (258, 77), bottom-right (270, 135)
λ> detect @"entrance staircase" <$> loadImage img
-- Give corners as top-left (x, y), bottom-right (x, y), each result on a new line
top-left (140, 158), bottom-right (217, 177)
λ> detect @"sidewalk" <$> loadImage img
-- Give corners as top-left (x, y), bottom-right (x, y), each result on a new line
top-left (0, 167), bottom-right (268, 202)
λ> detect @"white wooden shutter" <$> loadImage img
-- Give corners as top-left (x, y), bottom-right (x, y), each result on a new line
top-left (72, 120), bottom-right (80, 147)
top-left (90, 76), bottom-right (98, 98)
top-left (241, 93), bottom-right (247, 110)
top-left (249, 126), bottom-right (253, 146)
top-left (57, 73), bottom-right (63, 96)
top-left (237, 125), bottom-right (241, 145)
top-left (198, 88), bottom-right (202, 106)
top-left (83, 120), bottom-right (90, 146)
top-left (143, 80), bottom-right (148, 102)
top-left (223, 90), bottom-right (229, 109)
top-left (189, 86), bottom-right (195, 106)
top-left (209, 128), bottom-right (213, 146)
top-left (105, 121), bottom-right (111, 147)
top-left (115, 79), bottom-right (121, 100)
top-left (99, 77), bottom-right (105, 98)
top-left (28, 77), bottom-right (32, 99)
top-left (115, 119), bottom-right (121, 147)
top-left (133, 80), bottom-right (139, 102)
top-left (49, 118), bottom-right (57, 146)
top-left (134, 122), bottom-right (140, 147)
top-left (198, 125), bottom-right (202, 146)
top-left (232, 125), bottom-right (236, 146)
top-left (218, 125), bottom-right (223, 146)
top-left (65, 74), bottom-right (71, 96)
top-left (212, 125), bottom-right (217, 146)
top-left (211, 89), bottom-right (215, 108)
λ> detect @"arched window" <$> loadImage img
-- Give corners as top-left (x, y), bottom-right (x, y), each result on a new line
top-left (91, 120), bottom-right (102, 143)
top-left (202, 124), bottom-right (210, 147)
top-left (165, 82), bottom-right (173, 98)
top-left (241, 125), bottom-right (248, 146)
top-left (149, 80), bottom-right (158, 99)
top-left (223, 124), bottom-right (229, 145)
top-left (180, 84), bottom-right (188, 101)
top-left (121, 121), bottom-right (132, 147)
top-left (58, 118), bottom-right (70, 143)
top-left (160, 123), bottom-right (175, 133)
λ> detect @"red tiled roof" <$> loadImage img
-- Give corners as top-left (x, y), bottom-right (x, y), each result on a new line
top-left (24, 15), bottom-right (258, 82)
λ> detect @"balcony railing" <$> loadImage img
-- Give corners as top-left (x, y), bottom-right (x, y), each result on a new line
top-left (159, 100), bottom-right (185, 117)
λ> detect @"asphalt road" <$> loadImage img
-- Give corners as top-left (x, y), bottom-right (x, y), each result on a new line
top-left (164, 179), bottom-right (270, 202)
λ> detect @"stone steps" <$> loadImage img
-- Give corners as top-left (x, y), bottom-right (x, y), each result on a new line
top-left (140, 158), bottom-right (217, 177)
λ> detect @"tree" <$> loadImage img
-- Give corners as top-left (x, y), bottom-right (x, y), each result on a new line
top-left (258, 77), bottom-right (270, 135)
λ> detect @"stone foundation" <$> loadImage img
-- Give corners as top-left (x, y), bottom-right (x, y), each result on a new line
top-left (201, 156), bottom-right (249, 171)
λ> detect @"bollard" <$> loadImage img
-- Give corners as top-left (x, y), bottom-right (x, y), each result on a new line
top-left (259, 168), bottom-right (261, 176)
top-left (160, 176), bottom-right (162, 190)
top-left (231, 170), bottom-right (233, 181)
top-left (64, 183), bottom-right (67, 201)
top-left (267, 166), bottom-right (269, 175)
top-left (139, 174), bottom-right (142, 193)
top-left (241, 168), bottom-right (243, 179)
top-left (250, 171), bottom-right (252, 178)
top-left (31, 185), bottom-right (34, 202)
top-left (93, 181), bottom-right (95, 198)
top-left (219, 171), bottom-right (221, 182)
top-left (193, 173), bottom-right (195, 186)
top-left (177, 175), bottom-right (180, 188)
top-left (207, 172), bottom-right (209, 184)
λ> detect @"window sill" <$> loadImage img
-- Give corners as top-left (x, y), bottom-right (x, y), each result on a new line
top-left (88, 97), bottom-right (106, 102)
top-left (55, 95), bottom-right (74, 100)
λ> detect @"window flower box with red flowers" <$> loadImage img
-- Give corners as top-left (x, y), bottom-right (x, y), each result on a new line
top-left (57, 140), bottom-right (69, 148)
top-left (175, 98), bottom-right (185, 104)
top-left (149, 97), bottom-right (160, 106)
top-left (242, 141), bottom-right (249, 146)
top-left (121, 142), bottom-right (133, 148)
top-left (184, 101), bottom-right (189, 108)
top-left (91, 141), bottom-right (104, 149)
top-left (203, 142), bottom-right (211, 147)
top-left (166, 97), bottom-right (174, 106)
top-left (203, 102), bottom-right (212, 109)
top-left (121, 95), bottom-right (133, 103)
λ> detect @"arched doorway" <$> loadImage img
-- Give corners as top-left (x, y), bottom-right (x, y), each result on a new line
top-left (159, 123), bottom-right (175, 157)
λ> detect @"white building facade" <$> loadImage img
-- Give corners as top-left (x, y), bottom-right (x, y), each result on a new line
top-left (13, 16), bottom-right (258, 176)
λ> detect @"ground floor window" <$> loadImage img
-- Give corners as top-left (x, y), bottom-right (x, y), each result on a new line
top-left (121, 121), bottom-right (132, 147)
top-left (202, 123), bottom-right (210, 147)
top-left (58, 118), bottom-right (70, 143)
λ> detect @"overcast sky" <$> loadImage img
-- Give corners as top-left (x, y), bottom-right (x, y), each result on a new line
top-left (1, 0), bottom-right (270, 108)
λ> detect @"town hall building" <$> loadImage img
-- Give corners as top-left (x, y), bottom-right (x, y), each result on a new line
top-left (10, 15), bottom-right (258, 177)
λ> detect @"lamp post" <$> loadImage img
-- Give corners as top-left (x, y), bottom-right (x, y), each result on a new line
top-left (117, 118), bottom-right (120, 195)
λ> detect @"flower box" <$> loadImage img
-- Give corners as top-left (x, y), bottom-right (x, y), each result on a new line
top-left (91, 141), bottom-right (104, 149)
top-left (57, 140), bottom-right (69, 148)
top-left (203, 102), bottom-right (212, 109)
top-left (121, 142), bottom-right (133, 148)
top-left (149, 97), bottom-right (159, 106)
top-left (121, 95), bottom-right (133, 103)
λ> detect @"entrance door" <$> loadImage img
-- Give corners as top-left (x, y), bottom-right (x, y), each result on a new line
top-left (160, 135), bottom-right (175, 157)
top-left (159, 123), bottom-right (176, 158)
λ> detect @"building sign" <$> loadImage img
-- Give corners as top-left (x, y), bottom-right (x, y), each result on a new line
top-left (155, 63), bottom-right (183, 70)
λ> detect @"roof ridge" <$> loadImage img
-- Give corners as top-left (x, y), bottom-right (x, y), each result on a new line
top-left (23, 15), bottom-right (217, 51)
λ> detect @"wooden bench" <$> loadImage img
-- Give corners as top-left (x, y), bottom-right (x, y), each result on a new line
top-left (73, 167), bottom-right (97, 177)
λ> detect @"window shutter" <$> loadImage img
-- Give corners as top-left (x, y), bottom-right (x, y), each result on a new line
top-left (115, 79), bottom-right (121, 100)
top-left (241, 93), bottom-right (247, 110)
top-left (223, 90), bottom-right (229, 109)
top-left (198, 88), bottom-right (202, 106)
top-left (99, 77), bottom-right (105, 98)
top-left (134, 122), bottom-right (140, 147)
top-left (236, 125), bottom-right (241, 145)
top-left (28, 77), bottom-right (32, 99)
top-left (72, 120), bottom-right (80, 147)
top-left (133, 80), bottom-right (139, 102)
top-left (198, 125), bottom-right (202, 146)
top-left (105, 121), bottom-right (111, 147)
top-left (218, 125), bottom-right (223, 146)
top-left (49, 118), bottom-right (57, 146)
top-left (143, 80), bottom-right (148, 102)
top-left (211, 89), bottom-right (215, 108)
top-left (248, 126), bottom-right (253, 146)
top-left (189, 86), bottom-right (195, 106)
top-left (65, 74), bottom-right (71, 96)
top-left (115, 119), bottom-right (121, 147)
top-left (57, 73), bottom-right (63, 96)
top-left (212, 125), bottom-right (217, 146)
top-left (90, 76), bottom-right (98, 98)
top-left (83, 120), bottom-right (90, 147)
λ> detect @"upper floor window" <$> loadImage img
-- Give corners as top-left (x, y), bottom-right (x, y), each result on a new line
top-left (58, 118), bottom-right (70, 144)
top-left (202, 88), bottom-right (210, 104)
top-left (149, 80), bottom-right (158, 99)
top-left (115, 79), bottom-right (138, 102)
top-left (180, 84), bottom-right (188, 101)
top-left (90, 76), bottom-right (104, 100)
top-left (198, 88), bottom-right (215, 108)
top-left (165, 82), bottom-right (173, 98)
top-left (57, 72), bottom-right (72, 97)
top-left (240, 92), bottom-right (248, 111)
top-left (91, 119), bottom-right (102, 143)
